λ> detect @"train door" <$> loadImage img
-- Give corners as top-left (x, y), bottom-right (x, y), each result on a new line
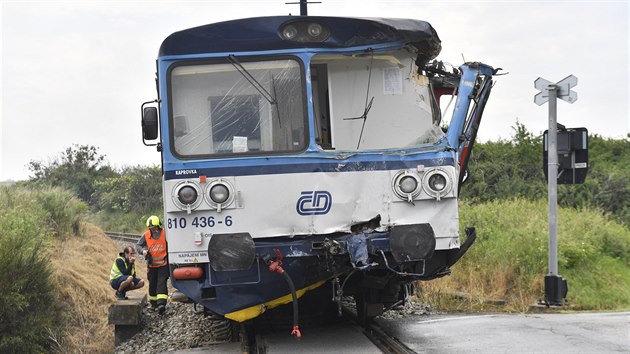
top-left (311, 64), bottom-right (332, 149)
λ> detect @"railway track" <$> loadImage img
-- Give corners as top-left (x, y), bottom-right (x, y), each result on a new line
top-left (105, 231), bottom-right (142, 244)
top-left (243, 306), bottom-right (415, 354)
top-left (361, 319), bottom-right (415, 354)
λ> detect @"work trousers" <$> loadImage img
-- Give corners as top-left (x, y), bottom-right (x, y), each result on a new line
top-left (148, 265), bottom-right (169, 307)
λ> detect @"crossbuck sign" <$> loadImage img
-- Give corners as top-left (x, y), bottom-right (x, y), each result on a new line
top-left (534, 75), bottom-right (577, 105)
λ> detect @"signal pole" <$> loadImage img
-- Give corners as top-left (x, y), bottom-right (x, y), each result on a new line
top-left (534, 75), bottom-right (577, 306)
top-left (547, 84), bottom-right (559, 278)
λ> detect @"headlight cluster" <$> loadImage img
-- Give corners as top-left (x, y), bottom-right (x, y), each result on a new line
top-left (280, 21), bottom-right (330, 42)
top-left (172, 179), bottom-right (235, 213)
top-left (392, 168), bottom-right (453, 202)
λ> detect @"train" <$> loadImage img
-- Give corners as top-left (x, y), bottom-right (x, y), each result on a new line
top-left (140, 9), bottom-right (496, 335)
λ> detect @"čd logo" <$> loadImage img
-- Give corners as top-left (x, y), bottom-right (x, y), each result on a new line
top-left (296, 191), bottom-right (332, 215)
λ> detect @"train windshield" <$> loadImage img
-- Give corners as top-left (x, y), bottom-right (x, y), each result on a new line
top-left (169, 58), bottom-right (306, 156)
top-left (311, 49), bottom-right (443, 151)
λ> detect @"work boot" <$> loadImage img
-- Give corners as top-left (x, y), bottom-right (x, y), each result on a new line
top-left (148, 300), bottom-right (158, 310)
top-left (115, 291), bottom-right (126, 300)
top-left (157, 304), bottom-right (166, 315)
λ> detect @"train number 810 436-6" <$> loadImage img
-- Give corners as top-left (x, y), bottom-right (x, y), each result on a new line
top-left (167, 216), bottom-right (233, 229)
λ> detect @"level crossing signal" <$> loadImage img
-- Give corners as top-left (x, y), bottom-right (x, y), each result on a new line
top-left (534, 74), bottom-right (581, 307)
top-left (543, 127), bottom-right (588, 184)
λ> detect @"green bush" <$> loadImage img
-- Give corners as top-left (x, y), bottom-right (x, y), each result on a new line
top-left (34, 187), bottom-right (87, 237)
top-left (89, 210), bottom-right (162, 233)
top-left (90, 164), bottom-right (163, 232)
top-left (464, 123), bottom-right (630, 228)
top-left (0, 186), bottom-right (87, 352)
top-left (27, 144), bottom-right (116, 206)
top-left (0, 186), bottom-right (86, 239)
top-left (92, 165), bottom-right (162, 214)
top-left (0, 236), bottom-right (61, 353)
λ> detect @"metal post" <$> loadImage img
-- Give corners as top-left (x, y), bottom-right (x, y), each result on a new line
top-left (300, 0), bottom-right (307, 16)
top-left (547, 84), bottom-right (558, 276)
top-left (535, 75), bottom-right (575, 307)
top-left (544, 84), bottom-right (567, 306)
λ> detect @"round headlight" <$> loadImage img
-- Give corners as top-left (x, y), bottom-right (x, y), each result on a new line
top-left (282, 25), bottom-right (298, 40)
top-left (307, 23), bottom-right (322, 37)
top-left (178, 186), bottom-right (198, 205)
top-left (392, 171), bottom-right (421, 201)
top-left (204, 179), bottom-right (235, 211)
top-left (399, 176), bottom-right (418, 194)
top-left (428, 174), bottom-right (447, 192)
top-left (173, 181), bottom-right (203, 211)
top-left (422, 168), bottom-right (452, 201)
top-left (210, 184), bottom-right (229, 204)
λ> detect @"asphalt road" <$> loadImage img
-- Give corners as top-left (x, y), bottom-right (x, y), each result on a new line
top-left (168, 311), bottom-right (630, 353)
top-left (377, 312), bottom-right (630, 353)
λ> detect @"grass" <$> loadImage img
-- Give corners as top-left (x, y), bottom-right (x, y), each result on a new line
top-left (0, 186), bottom-right (85, 352)
top-left (50, 222), bottom-right (147, 353)
top-left (421, 198), bottom-right (630, 312)
top-left (0, 185), bottom-right (147, 353)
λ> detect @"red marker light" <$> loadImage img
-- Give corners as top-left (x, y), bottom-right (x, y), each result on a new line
top-left (173, 267), bottom-right (203, 280)
top-left (199, 175), bottom-right (207, 183)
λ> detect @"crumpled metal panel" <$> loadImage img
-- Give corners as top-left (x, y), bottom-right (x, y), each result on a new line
top-left (347, 233), bottom-right (369, 268)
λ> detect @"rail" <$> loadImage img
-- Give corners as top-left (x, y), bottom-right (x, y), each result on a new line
top-left (105, 231), bottom-right (142, 244)
top-left (245, 306), bottom-right (416, 354)
top-left (342, 307), bottom-right (415, 354)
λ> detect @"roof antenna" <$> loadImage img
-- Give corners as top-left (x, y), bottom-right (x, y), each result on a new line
top-left (286, 0), bottom-right (322, 16)
top-left (461, 53), bottom-right (466, 63)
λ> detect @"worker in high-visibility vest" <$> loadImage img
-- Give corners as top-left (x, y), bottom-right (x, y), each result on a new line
top-left (136, 215), bottom-right (169, 314)
top-left (110, 245), bottom-right (145, 300)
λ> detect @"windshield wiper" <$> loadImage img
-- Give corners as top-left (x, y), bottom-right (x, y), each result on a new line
top-left (227, 55), bottom-right (277, 106)
top-left (343, 48), bottom-right (374, 150)
top-left (228, 55), bottom-right (282, 128)
top-left (271, 75), bottom-right (282, 128)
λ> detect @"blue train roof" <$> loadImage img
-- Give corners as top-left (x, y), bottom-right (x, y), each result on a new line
top-left (159, 16), bottom-right (441, 59)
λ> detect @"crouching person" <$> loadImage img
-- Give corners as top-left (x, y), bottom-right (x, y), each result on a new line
top-left (110, 245), bottom-right (145, 300)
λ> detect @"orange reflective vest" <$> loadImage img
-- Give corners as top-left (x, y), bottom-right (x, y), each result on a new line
top-left (144, 229), bottom-right (167, 268)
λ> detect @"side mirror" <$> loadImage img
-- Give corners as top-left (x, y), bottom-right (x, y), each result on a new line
top-left (142, 107), bottom-right (159, 140)
top-left (141, 100), bottom-right (159, 148)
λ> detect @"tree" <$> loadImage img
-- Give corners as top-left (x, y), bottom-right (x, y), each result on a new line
top-left (93, 165), bottom-right (162, 213)
top-left (461, 121), bottom-right (545, 202)
top-left (27, 145), bottom-right (116, 206)
top-left (462, 122), bottom-right (630, 228)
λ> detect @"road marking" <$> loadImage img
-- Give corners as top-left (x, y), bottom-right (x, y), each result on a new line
top-left (415, 314), bottom-right (498, 324)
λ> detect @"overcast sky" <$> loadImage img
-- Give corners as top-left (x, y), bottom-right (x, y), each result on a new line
top-left (1, 0), bottom-right (628, 181)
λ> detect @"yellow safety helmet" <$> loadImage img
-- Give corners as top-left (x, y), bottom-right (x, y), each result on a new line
top-left (146, 215), bottom-right (162, 228)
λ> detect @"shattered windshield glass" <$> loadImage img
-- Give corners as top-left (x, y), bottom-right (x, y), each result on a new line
top-left (170, 58), bottom-right (306, 156)
top-left (311, 49), bottom-right (444, 151)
